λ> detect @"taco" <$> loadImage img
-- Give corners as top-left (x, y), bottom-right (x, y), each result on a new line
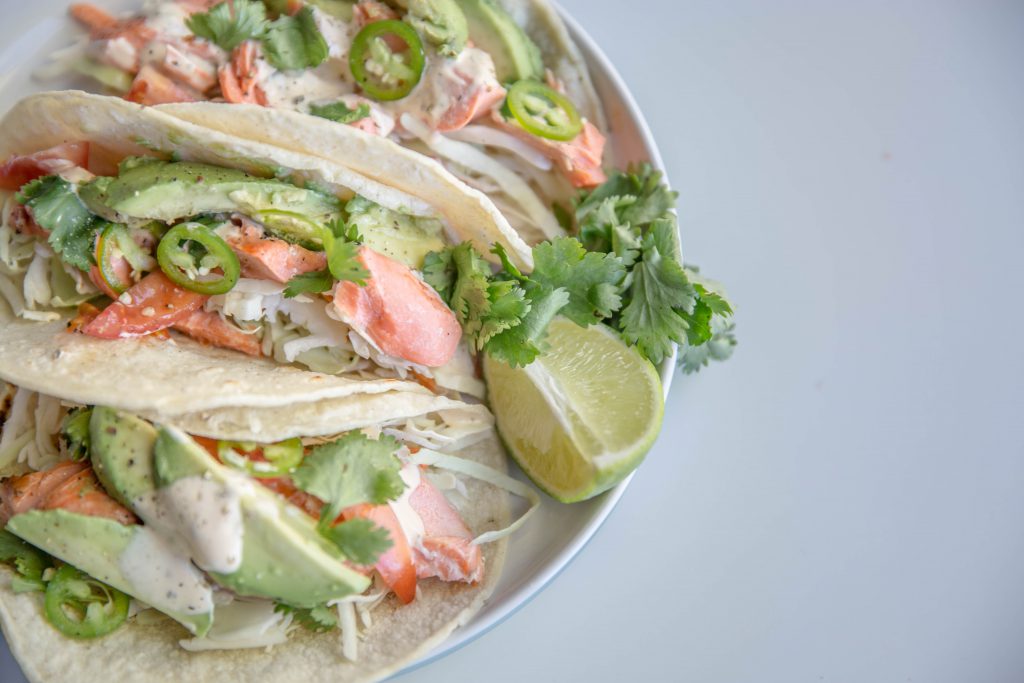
top-left (0, 90), bottom-right (532, 399)
top-left (53, 0), bottom-right (609, 245)
top-left (0, 319), bottom-right (527, 682)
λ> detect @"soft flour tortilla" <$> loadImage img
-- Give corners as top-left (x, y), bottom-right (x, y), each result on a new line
top-left (0, 431), bottom-right (508, 683)
top-left (0, 90), bottom-right (533, 268)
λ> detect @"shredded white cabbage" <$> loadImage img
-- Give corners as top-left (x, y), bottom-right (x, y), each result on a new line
top-left (446, 125), bottom-right (553, 171)
top-left (409, 449), bottom-right (541, 546)
top-left (179, 599), bottom-right (293, 652)
top-left (400, 114), bottom-right (562, 240)
top-left (0, 388), bottom-right (66, 475)
top-left (382, 407), bottom-right (494, 453)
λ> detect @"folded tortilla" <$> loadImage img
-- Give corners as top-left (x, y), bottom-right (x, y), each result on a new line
top-left (0, 90), bottom-right (533, 269)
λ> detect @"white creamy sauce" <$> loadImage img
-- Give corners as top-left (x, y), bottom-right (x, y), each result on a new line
top-left (134, 475), bottom-right (245, 575)
top-left (256, 57), bottom-right (353, 111)
top-left (386, 47), bottom-right (499, 129)
top-left (388, 463), bottom-right (426, 551)
top-left (313, 7), bottom-right (354, 60)
top-left (119, 526), bottom-right (215, 621)
top-left (141, 0), bottom-right (196, 40)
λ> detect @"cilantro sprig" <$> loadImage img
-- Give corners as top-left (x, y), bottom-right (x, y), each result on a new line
top-left (283, 217), bottom-right (368, 298)
top-left (186, 0), bottom-right (268, 52)
top-left (425, 165), bottom-right (735, 371)
top-left (274, 602), bottom-right (338, 632)
top-left (289, 432), bottom-right (404, 567)
top-left (16, 176), bottom-right (103, 272)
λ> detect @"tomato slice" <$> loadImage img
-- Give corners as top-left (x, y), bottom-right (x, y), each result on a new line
top-left (343, 503), bottom-right (417, 603)
top-left (81, 271), bottom-right (207, 339)
top-left (0, 143), bottom-right (90, 191)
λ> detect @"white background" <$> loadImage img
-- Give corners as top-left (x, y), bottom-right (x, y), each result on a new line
top-left (4, 0), bottom-right (1024, 681)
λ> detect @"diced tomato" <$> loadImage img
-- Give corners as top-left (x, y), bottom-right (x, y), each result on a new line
top-left (172, 309), bottom-right (263, 357)
top-left (0, 461), bottom-right (136, 526)
top-left (224, 219), bottom-right (326, 283)
top-left (82, 271), bottom-right (208, 339)
top-left (344, 503), bottom-right (418, 603)
top-left (332, 246), bottom-right (462, 367)
top-left (0, 142), bottom-right (90, 191)
top-left (408, 478), bottom-right (482, 583)
top-left (127, 64), bottom-right (202, 105)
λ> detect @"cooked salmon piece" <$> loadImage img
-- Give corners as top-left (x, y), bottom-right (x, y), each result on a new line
top-left (173, 309), bottom-right (263, 357)
top-left (156, 43), bottom-right (218, 93)
top-left (127, 63), bottom-right (203, 105)
top-left (408, 478), bottom-right (483, 584)
top-left (0, 461), bottom-right (136, 526)
top-left (332, 246), bottom-right (461, 367)
top-left (490, 112), bottom-right (608, 188)
top-left (223, 220), bottom-right (327, 283)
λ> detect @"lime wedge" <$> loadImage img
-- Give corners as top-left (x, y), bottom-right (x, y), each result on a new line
top-left (483, 318), bottom-right (664, 502)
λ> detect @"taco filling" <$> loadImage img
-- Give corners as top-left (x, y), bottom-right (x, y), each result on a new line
top-left (0, 142), bottom-right (485, 396)
top-left (53, 0), bottom-right (607, 244)
top-left (0, 385), bottom-right (529, 659)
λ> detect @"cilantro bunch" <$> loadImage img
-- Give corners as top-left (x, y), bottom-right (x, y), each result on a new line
top-left (425, 165), bottom-right (736, 372)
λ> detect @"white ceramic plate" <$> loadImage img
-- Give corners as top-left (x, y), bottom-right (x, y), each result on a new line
top-left (0, 2), bottom-right (673, 679)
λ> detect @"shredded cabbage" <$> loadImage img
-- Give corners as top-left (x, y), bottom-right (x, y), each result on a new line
top-left (179, 599), bottom-right (293, 652)
top-left (400, 114), bottom-right (562, 239)
top-left (446, 125), bottom-right (553, 171)
top-left (382, 406), bottom-right (494, 452)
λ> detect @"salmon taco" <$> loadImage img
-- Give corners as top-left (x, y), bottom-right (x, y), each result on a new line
top-left (0, 89), bottom-right (533, 400)
top-left (48, 0), bottom-right (608, 245)
top-left (0, 318), bottom-right (535, 682)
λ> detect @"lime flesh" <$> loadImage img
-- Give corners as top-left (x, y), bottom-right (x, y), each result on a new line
top-left (483, 318), bottom-right (664, 502)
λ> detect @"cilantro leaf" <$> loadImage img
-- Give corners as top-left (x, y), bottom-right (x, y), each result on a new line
top-left (576, 164), bottom-right (677, 232)
top-left (186, 0), bottom-right (267, 52)
top-left (484, 283), bottom-right (569, 367)
top-left (275, 602), bottom-right (338, 632)
top-left (322, 518), bottom-right (392, 566)
top-left (618, 228), bottom-right (697, 365)
top-left (263, 7), bottom-right (328, 71)
top-left (679, 316), bottom-right (736, 374)
top-left (423, 248), bottom-right (456, 300)
top-left (60, 407), bottom-right (92, 461)
top-left (0, 529), bottom-right (50, 593)
top-left (291, 432), bottom-right (404, 529)
top-left (325, 238), bottom-right (368, 285)
top-left (283, 269), bottom-right (333, 298)
top-left (309, 101), bottom-right (371, 124)
top-left (531, 237), bottom-right (625, 327)
top-left (17, 176), bottom-right (100, 271)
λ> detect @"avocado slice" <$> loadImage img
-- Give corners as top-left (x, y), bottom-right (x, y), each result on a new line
top-left (90, 407), bottom-right (159, 508)
top-left (6, 509), bottom-right (214, 636)
top-left (400, 0), bottom-right (469, 56)
top-left (152, 427), bottom-right (370, 607)
top-left (79, 160), bottom-right (342, 249)
top-left (456, 0), bottom-right (543, 82)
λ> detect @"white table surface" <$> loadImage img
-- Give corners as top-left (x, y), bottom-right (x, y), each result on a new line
top-left (4, 0), bottom-right (1024, 681)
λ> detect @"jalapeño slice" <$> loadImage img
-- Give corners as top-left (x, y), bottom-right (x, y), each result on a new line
top-left (44, 565), bottom-right (129, 639)
top-left (506, 80), bottom-right (583, 142)
top-left (156, 222), bottom-right (240, 295)
top-left (349, 20), bottom-right (425, 101)
top-left (218, 438), bottom-right (304, 478)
